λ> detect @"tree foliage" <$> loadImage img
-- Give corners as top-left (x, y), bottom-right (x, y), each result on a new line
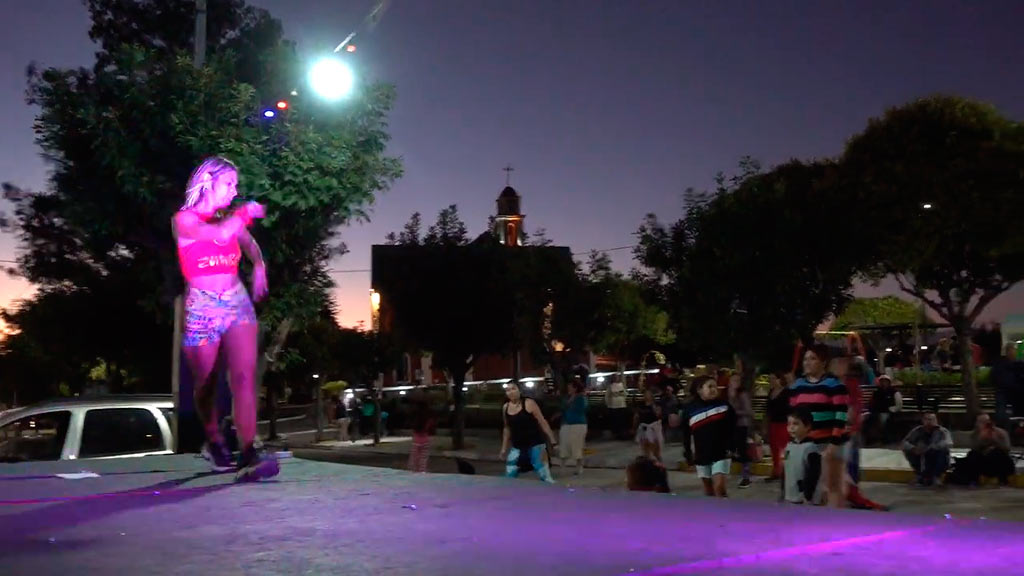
top-left (373, 238), bottom-right (575, 448)
top-left (635, 159), bottom-right (861, 369)
top-left (831, 296), bottom-right (927, 331)
top-left (0, 0), bottom-right (401, 398)
top-left (423, 204), bottom-right (469, 246)
top-left (557, 251), bottom-right (675, 364)
top-left (384, 212), bottom-right (423, 246)
top-left (842, 95), bottom-right (1024, 416)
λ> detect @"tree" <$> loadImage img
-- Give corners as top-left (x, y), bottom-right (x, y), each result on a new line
top-left (635, 160), bottom-right (862, 371)
top-left (842, 96), bottom-right (1024, 418)
top-left (831, 296), bottom-right (927, 331)
top-left (562, 251), bottom-right (675, 369)
top-left (590, 277), bottom-right (676, 367)
top-left (385, 212), bottom-right (423, 245)
top-left (1, 0), bottom-right (401, 395)
top-left (424, 204), bottom-right (469, 246)
top-left (525, 227), bottom-right (553, 247)
top-left (373, 239), bottom-right (575, 449)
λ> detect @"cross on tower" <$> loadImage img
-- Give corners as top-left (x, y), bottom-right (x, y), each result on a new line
top-left (503, 164), bottom-right (514, 186)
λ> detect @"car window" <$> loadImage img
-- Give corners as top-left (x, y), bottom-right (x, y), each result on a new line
top-left (0, 411), bottom-right (72, 462)
top-left (79, 408), bottom-right (164, 458)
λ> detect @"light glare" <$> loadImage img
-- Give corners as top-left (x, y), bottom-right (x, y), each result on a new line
top-left (309, 57), bottom-right (355, 101)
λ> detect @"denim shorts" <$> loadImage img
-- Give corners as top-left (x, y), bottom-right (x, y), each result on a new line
top-left (696, 458), bottom-right (732, 479)
top-left (183, 285), bottom-right (257, 347)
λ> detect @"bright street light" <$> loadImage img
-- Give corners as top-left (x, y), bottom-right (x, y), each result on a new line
top-left (922, 203), bottom-right (933, 209)
top-left (309, 57), bottom-right (355, 101)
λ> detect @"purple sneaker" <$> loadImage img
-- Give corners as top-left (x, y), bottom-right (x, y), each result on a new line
top-left (235, 446), bottom-right (280, 482)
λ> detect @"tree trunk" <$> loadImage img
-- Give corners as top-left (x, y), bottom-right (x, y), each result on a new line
top-left (315, 382), bottom-right (325, 443)
top-left (373, 374), bottom-right (382, 446)
top-left (450, 369), bottom-right (466, 450)
top-left (735, 352), bottom-right (755, 392)
top-left (266, 379), bottom-right (279, 441)
top-left (257, 318), bottom-right (292, 443)
top-left (954, 319), bottom-right (980, 422)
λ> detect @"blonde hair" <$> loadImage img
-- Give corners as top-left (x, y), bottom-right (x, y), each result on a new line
top-left (181, 156), bottom-right (238, 210)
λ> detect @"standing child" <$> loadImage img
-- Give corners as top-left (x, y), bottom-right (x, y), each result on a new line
top-left (681, 376), bottom-right (737, 498)
top-left (407, 394), bottom-right (435, 473)
top-left (781, 408), bottom-right (825, 505)
top-left (728, 374), bottom-right (754, 489)
top-left (634, 389), bottom-right (664, 463)
top-left (789, 344), bottom-right (850, 508)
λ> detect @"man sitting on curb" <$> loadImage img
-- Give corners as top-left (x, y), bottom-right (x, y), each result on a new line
top-left (902, 411), bottom-right (952, 486)
top-left (963, 413), bottom-right (1014, 486)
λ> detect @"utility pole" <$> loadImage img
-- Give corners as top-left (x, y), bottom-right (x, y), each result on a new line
top-left (194, 0), bottom-right (207, 68)
top-left (173, 0), bottom-right (207, 453)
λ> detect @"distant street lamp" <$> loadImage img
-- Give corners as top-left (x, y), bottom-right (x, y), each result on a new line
top-left (922, 203), bottom-right (933, 209)
top-left (309, 57), bottom-right (356, 101)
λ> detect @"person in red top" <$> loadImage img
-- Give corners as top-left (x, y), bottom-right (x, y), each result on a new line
top-left (844, 359), bottom-right (866, 482)
top-left (172, 156), bottom-right (278, 481)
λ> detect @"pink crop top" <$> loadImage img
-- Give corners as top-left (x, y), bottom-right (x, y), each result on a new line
top-left (179, 238), bottom-right (242, 280)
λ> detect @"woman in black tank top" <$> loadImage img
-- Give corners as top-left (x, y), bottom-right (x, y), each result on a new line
top-left (500, 383), bottom-right (558, 483)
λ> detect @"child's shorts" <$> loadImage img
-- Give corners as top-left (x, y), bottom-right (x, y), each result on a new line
top-left (696, 458), bottom-right (732, 479)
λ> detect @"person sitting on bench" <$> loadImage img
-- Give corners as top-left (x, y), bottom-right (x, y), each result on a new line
top-left (902, 411), bottom-right (952, 486)
top-left (868, 374), bottom-right (902, 445)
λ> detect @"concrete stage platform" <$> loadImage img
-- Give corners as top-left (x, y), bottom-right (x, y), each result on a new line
top-left (1, 455), bottom-right (1020, 575)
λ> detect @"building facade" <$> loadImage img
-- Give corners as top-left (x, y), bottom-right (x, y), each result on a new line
top-left (371, 185), bottom-right (572, 388)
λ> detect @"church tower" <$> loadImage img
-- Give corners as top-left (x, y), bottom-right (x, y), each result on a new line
top-left (494, 165), bottom-right (524, 247)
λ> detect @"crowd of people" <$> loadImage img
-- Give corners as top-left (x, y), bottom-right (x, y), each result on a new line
top-left (311, 340), bottom-right (1019, 501)
top-left (626, 341), bottom-right (1019, 503)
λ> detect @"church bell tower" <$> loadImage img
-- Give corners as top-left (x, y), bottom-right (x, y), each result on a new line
top-left (494, 165), bottom-right (524, 247)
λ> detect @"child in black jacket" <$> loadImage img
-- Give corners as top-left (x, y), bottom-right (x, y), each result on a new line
top-left (681, 376), bottom-right (737, 497)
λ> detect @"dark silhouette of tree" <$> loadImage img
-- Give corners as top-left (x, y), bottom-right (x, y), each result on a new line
top-left (0, 0), bottom-right (401, 397)
top-left (842, 96), bottom-right (1024, 418)
top-left (424, 204), bottom-right (469, 246)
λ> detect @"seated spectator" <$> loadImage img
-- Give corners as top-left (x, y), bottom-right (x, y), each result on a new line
top-left (962, 414), bottom-right (1014, 486)
top-left (902, 411), bottom-right (952, 486)
top-left (867, 375), bottom-right (902, 445)
top-left (626, 456), bottom-right (671, 493)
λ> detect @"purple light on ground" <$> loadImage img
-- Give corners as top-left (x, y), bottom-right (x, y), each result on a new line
top-left (631, 527), bottom-right (931, 575)
top-left (3, 457), bottom-right (1024, 575)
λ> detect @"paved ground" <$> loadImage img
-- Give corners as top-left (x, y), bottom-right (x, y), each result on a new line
top-left (295, 445), bottom-right (1024, 523)
top-left (3, 454), bottom-right (1023, 575)
top-left (296, 426), bottom-right (1024, 482)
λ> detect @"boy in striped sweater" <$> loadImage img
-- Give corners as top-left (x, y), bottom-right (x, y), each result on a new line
top-left (789, 343), bottom-right (850, 508)
top-left (681, 375), bottom-right (737, 498)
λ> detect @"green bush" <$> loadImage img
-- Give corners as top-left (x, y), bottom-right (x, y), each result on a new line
top-left (891, 367), bottom-right (991, 387)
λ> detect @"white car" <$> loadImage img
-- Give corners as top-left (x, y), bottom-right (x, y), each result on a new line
top-left (0, 395), bottom-right (175, 463)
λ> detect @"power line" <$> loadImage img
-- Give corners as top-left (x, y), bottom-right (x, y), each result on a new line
top-left (571, 245), bottom-right (636, 256)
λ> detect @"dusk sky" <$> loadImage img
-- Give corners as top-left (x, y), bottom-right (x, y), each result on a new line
top-left (2, 0), bottom-right (1024, 330)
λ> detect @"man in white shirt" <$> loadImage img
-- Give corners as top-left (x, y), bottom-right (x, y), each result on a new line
top-left (605, 374), bottom-right (628, 439)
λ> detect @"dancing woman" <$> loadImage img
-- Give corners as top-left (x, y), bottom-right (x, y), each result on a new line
top-left (172, 156), bottom-right (279, 481)
top-left (500, 382), bottom-right (558, 483)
